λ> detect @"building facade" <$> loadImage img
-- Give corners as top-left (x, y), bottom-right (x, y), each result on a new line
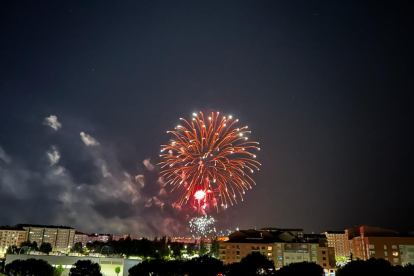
top-left (17, 224), bottom-right (75, 252)
top-left (0, 227), bottom-right (27, 257)
top-left (323, 231), bottom-right (348, 258)
top-left (219, 229), bottom-right (336, 275)
top-left (74, 232), bottom-right (88, 247)
top-left (345, 225), bottom-right (414, 266)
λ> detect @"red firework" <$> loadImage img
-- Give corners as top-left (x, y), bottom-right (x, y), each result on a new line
top-left (159, 111), bottom-right (261, 210)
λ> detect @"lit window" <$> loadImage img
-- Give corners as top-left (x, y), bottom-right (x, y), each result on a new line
top-left (384, 245), bottom-right (387, 250)
top-left (392, 252), bottom-right (399, 256)
top-left (268, 246), bottom-right (272, 250)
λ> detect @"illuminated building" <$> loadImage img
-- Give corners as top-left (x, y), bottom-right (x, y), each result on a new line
top-left (0, 226), bottom-right (27, 257)
top-left (219, 229), bottom-right (336, 275)
top-left (322, 230), bottom-right (348, 258)
top-left (74, 231), bottom-right (88, 247)
top-left (346, 225), bottom-right (414, 265)
top-left (17, 224), bottom-right (75, 252)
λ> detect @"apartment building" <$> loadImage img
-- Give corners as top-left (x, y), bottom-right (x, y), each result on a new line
top-left (219, 229), bottom-right (336, 275)
top-left (345, 225), bottom-right (414, 266)
top-left (17, 224), bottom-right (75, 252)
top-left (74, 231), bottom-right (88, 247)
top-left (0, 226), bottom-right (27, 257)
top-left (322, 230), bottom-right (348, 258)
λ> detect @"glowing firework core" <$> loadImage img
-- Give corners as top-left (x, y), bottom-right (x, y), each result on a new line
top-left (194, 190), bottom-right (206, 201)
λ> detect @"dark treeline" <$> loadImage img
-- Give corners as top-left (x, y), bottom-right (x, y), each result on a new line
top-left (6, 236), bottom-right (218, 260)
top-left (336, 258), bottom-right (414, 276)
top-left (84, 236), bottom-right (215, 259)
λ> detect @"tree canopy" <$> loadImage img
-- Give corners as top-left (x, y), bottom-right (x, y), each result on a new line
top-left (5, 258), bottom-right (55, 276)
top-left (69, 260), bottom-right (102, 276)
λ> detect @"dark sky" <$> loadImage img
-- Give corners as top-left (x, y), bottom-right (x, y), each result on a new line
top-left (0, 1), bottom-right (413, 236)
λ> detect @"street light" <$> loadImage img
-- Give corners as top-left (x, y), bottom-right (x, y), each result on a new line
top-left (19, 246), bottom-right (31, 256)
top-left (100, 245), bottom-right (110, 257)
top-left (99, 245), bottom-right (110, 267)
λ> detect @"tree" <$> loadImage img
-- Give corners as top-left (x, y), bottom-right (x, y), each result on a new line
top-left (71, 242), bottom-right (83, 253)
top-left (199, 240), bottom-right (207, 256)
top-left (54, 264), bottom-right (64, 276)
top-left (336, 258), bottom-right (395, 276)
top-left (69, 260), bottom-right (102, 276)
top-left (39, 242), bottom-right (53, 255)
top-left (6, 245), bottom-right (18, 255)
top-left (210, 235), bottom-right (219, 258)
top-left (226, 252), bottom-right (274, 276)
top-left (115, 266), bottom-right (121, 276)
top-left (20, 240), bottom-right (38, 251)
top-left (276, 262), bottom-right (323, 276)
top-left (183, 255), bottom-right (224, 276)
top-left (5, 258), bottom-right (54, 276)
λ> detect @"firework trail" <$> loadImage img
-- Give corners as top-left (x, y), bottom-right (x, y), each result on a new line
top-left (159, 111), bottom-right (261, 210)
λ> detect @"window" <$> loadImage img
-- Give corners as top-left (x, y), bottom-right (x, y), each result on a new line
top-left (267, 253), bottom-right (272, 257)
top-left (323, 263), bottom-right (326, 267)
top-left (287, 244), bottom-right (292, 249)
top-left (322, 251), bottom-right (326, 254)
top-left (384, 251), bottom-right (388, 256)
top-left (384, 245), bottom-right (387, 250)
top-left (393, 258), bottom-right (399, 263)
top-left (370, 251), bottom-right (375, 256)
top-left (261, 246), bottom-right (265, 250)
top-left (297, 256), bottom-right (301, 260)
top-left (392, 252), bottom-right (399, 256)
top-left (267, 246), bottom-right (272, 250)
top-left (278, 256), bottom-right (282, 260)
top-left (236, 251), bottom-right (239, 255)
top-left (392, 245), bottom-right (397, 249)
top-left (285, 256), bottom-right (290, 259)
top-left (369, 244), bottom-right (375, 249)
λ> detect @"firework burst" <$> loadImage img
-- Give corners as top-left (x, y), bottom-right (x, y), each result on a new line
top-left (159, 111), bottom-right (261, 210)
top-left (189, 215), bottom-right (216, 238)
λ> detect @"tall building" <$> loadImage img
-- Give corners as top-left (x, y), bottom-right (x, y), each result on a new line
top-left (219, 229), bottom-right (336, 276)
top-left (0, 226), bottom-right (27, 257)
top-left (17, 224), bottom-right (75, 252)
top-left (74, 231), bottom-right (88, 247)
top-left (345, 225), bottom-right (414, 266)
top-left (322, 230), bottom-right (348, 258)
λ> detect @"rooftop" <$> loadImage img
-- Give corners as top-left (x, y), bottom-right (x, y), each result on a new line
top-left (16, 224), bottom-right (74, 230)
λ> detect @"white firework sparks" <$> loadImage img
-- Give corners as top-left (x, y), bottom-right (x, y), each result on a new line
top-left (189, 215), bottom-right (216, 238)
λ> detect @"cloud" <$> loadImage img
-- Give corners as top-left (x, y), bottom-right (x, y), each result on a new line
top-left (0, 147), bottom-right (11, 164)
top-left (101, 164), bottom-right (112, 178)
top-left (0, 120), bottom-right (205, 238)
top-left (135, 175), bottom-right (145, 187)
top-left (80, 132), bottom-right (100, 146)
top-left (143, 158), bottom-right (155, 171)
top-left (46, 146), bottom-right (60, 166)
top-left (156, 176), bottom-right (165, 186)
top-left (43, 115), bottom-right (62, 130)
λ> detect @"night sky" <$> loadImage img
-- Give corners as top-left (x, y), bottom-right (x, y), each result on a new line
top-left (0, 1), bottom-right (412, 237)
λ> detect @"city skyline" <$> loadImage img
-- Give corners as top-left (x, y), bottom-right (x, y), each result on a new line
top-left (1, 1), bottom-right (412, 236)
